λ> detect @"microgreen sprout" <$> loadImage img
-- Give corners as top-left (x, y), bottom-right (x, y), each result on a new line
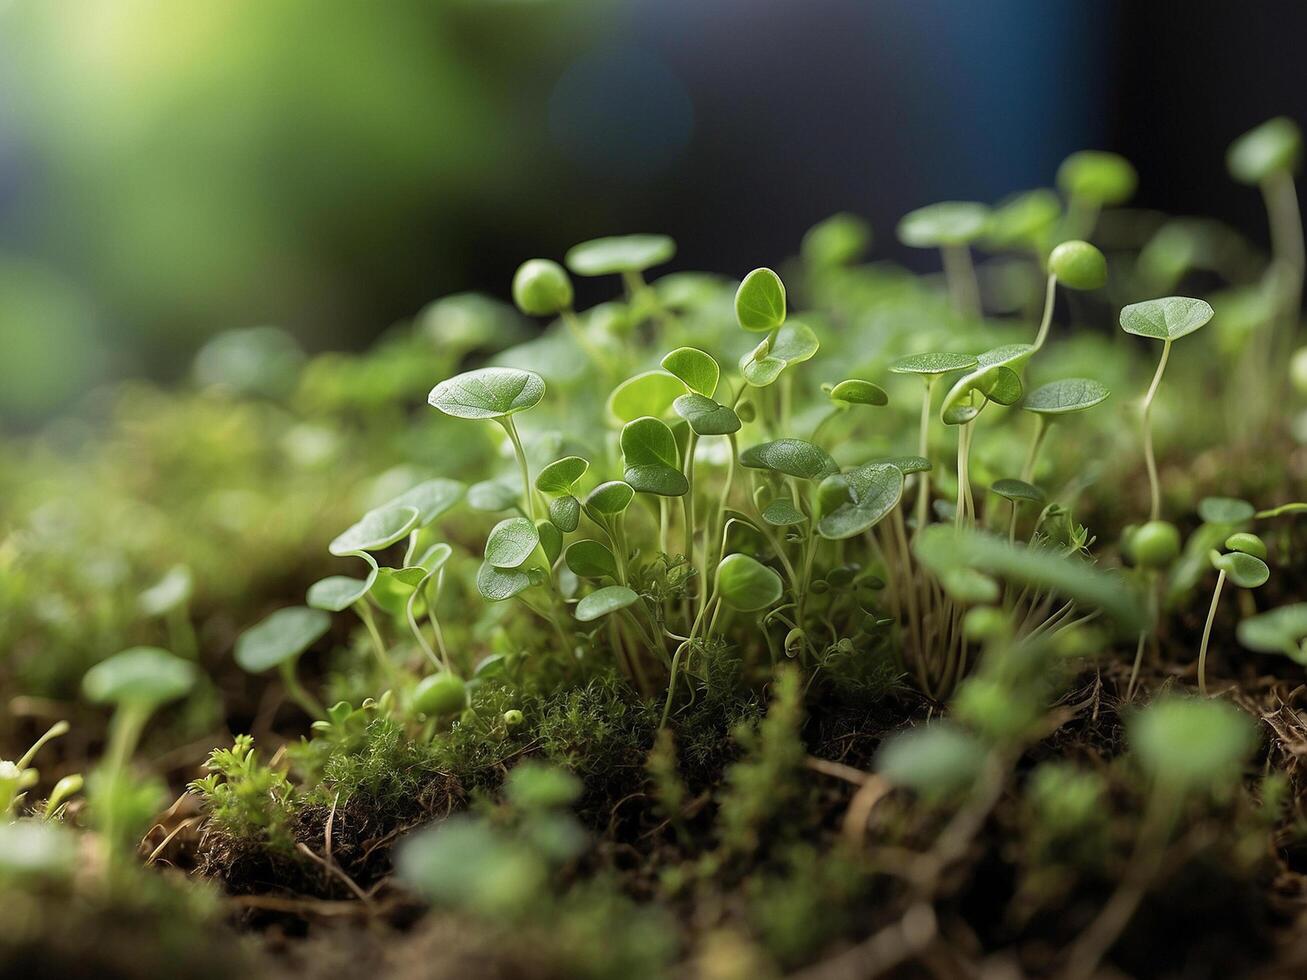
top-left (1119, 296), bottom-right (1215, 520)
top-left (896, 202), bottom-right (991, 316)
top-left (235, 607), bottom-right (331, 718)
top-left (1035, 240), bottom-right (1107, 350)
top-left (1055, 150), bottom-right (1137, 239)
top-left (1196, 533), bottom-right (1270, 696)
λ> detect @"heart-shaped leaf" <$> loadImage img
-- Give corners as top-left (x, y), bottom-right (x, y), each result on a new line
top-left (565, 540), bottom-right (619, 580)
top-left (716, 554), bottom-right (783, 611)
top-left (829, 379), bottom-right (888, 406)
top-left (740, 439), bottom-right (839, 481)
top-left (621, 417), bottom-right (688, 496)
top-left (83, 646), bottom-right (198, 707)
top-left (818, 463), bottom-right (904, 540)
top-left (575, 586), bottom-right (639, 622)
top-left (606, 370), bottom-right (684, 423)
top-left (1024, 378), bottom-right (1110, 416)
top-left (476, 562), bottom-right (533, 602)
top-left (330, 505), bottom-right (421, 557)
top-left (889, 352), bottom-right (978, 377)
top-left (762, 499), bottom-right (808, 526)
top-left (740, 321), bottom-right (819, 387)
top-left (1211, 550), bottom-right (1270, 588)
top-left (1119, 297), bottom-right (1214, 342)
top-left (897, 202), bottom-right (990, 248)
top-left (584, 481), bottom-right (635, 517)
top-left (735, 267), bottom-right (786, 332)
top-left (673, 393), bottom-right (741, 436)
top-left (428, 367), bottom-right (546, 420)
top-left (565, 234), bottom-right (675, 276)
top-left (661, 347), bottom-right (720, 397)
top-left (307, 572), bottom-right (377, 612)
top-left (536, 456), bottom-right (589, 495)
top-left (548, 495), bottom-right (581, 532)
top-left (383, 479), bottom-right (465, 527)
top-left (234, 608), bottom-right (331, 674)
top-left (484, 517), bottom-right (540, 568)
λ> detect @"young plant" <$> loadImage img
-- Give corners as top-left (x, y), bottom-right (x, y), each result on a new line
top-left (1238, 603), bottom-right (1307, 665)
top-left (234, 607), bottom-right (331, 718)
top-left (1, 721), bottom-right (71, 818)
top-left (896, 202), bottom-right (991, 317)
top-left (1196, 532), bottom-right (1270, 696)
top-left (81, 647), bottom-right (197, 851)
top-left (1033, 240), bottom-right (1107, 349)
top-left (136, 564), bottom-right (197, 660)
top-left (1055, 149), bottom-right (1137, 240)
top-left (1017, 377), bottom-right (1110, 485)
top-left (1119, 296), bottom-right (1215, 521)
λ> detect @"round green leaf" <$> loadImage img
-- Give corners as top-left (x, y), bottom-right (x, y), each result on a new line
top-left (984, 189), bottom-right (1061, 250)
top-left (565, 234), bottom-right (675, 276)
top-left (584, 481), bottom-right (635, 517)
top-left (575, 586), bottom-right (639, 622)
top-left (383, 479), bottom-right (465, 527)
top-left (565, 540), bottom-right (618, 580)
top-left (1056, 150), bottom-right (1137, 206)
top-left (991, 479), bottom-right (1045, 505)
top-left (467, 479), bottom-right (520, 513)
top-left (762, 499), bottom-right (808, 527)
top-left (1227, 117), bottom-right (1301, 185)
top-left (428, 367), bottom-right (546, 421)
top-left (941, 364), bottom-right (1023, 425)
top-left (234, 608), bottom-right (330, 674)
top-left (1237, 604), bottom-right (1307, 659)
top-left (889, 352), bottom-right (978, 377)
top-left (329, 504), bottom-right (420, 557)
top-left (734, 267), bottom-right (787, 332)
top-left (137, 565), bottom-right (193, 617)
top-left (1211, 550), bottom-right (1269, 589)
top-left (536, 520), bottom-right (563, 565)
top-left (1224, 532), bottom-right (1267, 560)
top-left (1130, 696), bottom-right (1256, 792)
top-left (548, 494), bottom-right (581, 533)
top-left (1048, 240), bottom-right (1107, 290)
top-left (485, 517), bottom-right (540, 568)
top-left (801, 212), bottom-right (871, 268)
top-left (476, 562), bottom-right (533, 602)
top-left (896, 202), bottom-right (990, 248)
top-left (413, 672), bottom-right (467, 717)
top-left (716, 554), bottom-right (783, 611)
top-left (536, 456), bottom-right (589, 495)
top-left (1119, 297), bottom-right (1214, 342)
top-left (83, 646), bottom-right (198, 707)
top-left (621, 417), bottom-right (688, 496)
top-left (606, 370), bottom-right (684, 423)
top-left (512, 259), bottom-right (573, 316)
top-left (661, 347), bottom-right (720, 398)
top-left (371, 566), bottom-right (429, 616)
top-left (1024, 378), bottom-right (1110, 416)
top-left (307, 572), bottom-right (378, 612)
top-left (829, 379), bottom-right (889, 406)
top-left (1199, 497), bottom-right (1256, 525)
top-left (818, 463), bottom-right (904, 540)
top-left (876, 723), bottom-right (984, 800)
top-left (673, 393), bottom-right (741, 436)
top-left (740, 439), bottom-right (839, 481)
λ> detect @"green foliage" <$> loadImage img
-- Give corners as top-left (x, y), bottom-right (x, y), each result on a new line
top-left (189, 736), bottom-right (297, 854)
top-left (897, 201), bottom-right (990, 246)
top-left (734, 267), bottom-right (787, 332)
top-left (512, 259), bottom-right (574, 316)
top-left (1056, 150), bottom-right (1138, 205)
top-left (1048, 240), bottom-right (1107, 290)
top-left (1228, 117), bottom-right (1302, 184)
top-left (1131, 697), bottom-right (1258, 795)
top-left (565, 234), bottom-right (675, 276)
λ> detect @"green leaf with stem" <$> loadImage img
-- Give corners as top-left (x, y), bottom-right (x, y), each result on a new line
top-left (536, 456), bottom-right (589, 495)
top-left (330, 504), bottom-right (420, 557)
top-left (740, 439), bottom-right (839, 481)
top-left (575, 586), bottom-right (639, 622)
top-left (817, 463), bottom-right (904, 540)
top-left (1238, 604), bottom-right (1307, 661)
top-left (484, 517), bottom-right (540, 569)
top-left (621, 417), bottom-right (688, 496)
top-left (565, 234), bottom-right (675, 277)
top-left (828, 379), bottom-right (888, 406)
top-left (673, 393), bottom-right (741, 436)
top-left (564, 540), bottom-right (619, 580)
top-left (661, 347), bottom-right (720, 397)
top-left (716, 554), bottom-right (783, 611)
top-left (606, 370), bottom-right (684, 423)
top-left (734, 268), bottom-right (786, 332)
top-left (739, 320), bottom-right (819, 386)
top-left (428, 367), bottom-right (545, 420)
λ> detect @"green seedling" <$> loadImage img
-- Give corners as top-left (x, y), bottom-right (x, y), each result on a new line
top-left (429, 367), bottom-right (546, 520)
top-left (1019, 378), bottom-right (1110, 484)
top-left (1238, 603), bottom-right (1307, 664)
top-left (537, 455), bottom-right (590, 533)
top-left (875, 723), bottom-right (986, 803)
top-left (235, 607), bottom-right (330, 718)
top-left (800, 212), bottom-right (872, 269)
top-left (82, 647), bottom-right (196, 851)
top-left (1034, 240), bottom-right (1107, 350)
top-left (1196, 533), bottom-right (1270, 696)
top-left (1056, 149), bottom-right (1137, 239)
top-left (1119, 296), bottom-right (1215, 520)
top-left (412, 671), bottom-right (466, 719)
top-left (137, 564), bottom-right (198, 660)
top-left (566, 233), bottom-right (675, 283)
top-left (1, 720), bottom-right (71, 818)
top-left (984, 189), bottom-right (1061, 253)
top-left (897, 201), bottom-right (991, 316)
top-left (607, 370), bottom-right (684, 423)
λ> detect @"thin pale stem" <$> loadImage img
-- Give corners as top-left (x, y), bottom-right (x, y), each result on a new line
top-left (1197, 570), bottom-right (1226, 698)
top-left (940, 245), bottom-right (982, 319)
top-left (355, 601), bottom-right (400, 687)
top-left (499, 416), bottom-right (537, 522)
top-left (1141, 341), bottom-right (1171, 522)
top-left (279, 660), bottom-right (326, 719)
top-left (1032, 273), bottom-right (1058, 350)
top-left (915, 377), bottom-right (936, 535)
top-left (954, 422), bottom-right (974, 529)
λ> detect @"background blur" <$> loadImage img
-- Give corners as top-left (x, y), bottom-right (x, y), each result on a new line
top-left (2, 0), bottom-right (1304, 425)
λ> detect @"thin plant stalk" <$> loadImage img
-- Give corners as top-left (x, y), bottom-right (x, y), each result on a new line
top-left (915, 377), bottom-right (937, 535)
top-left (940, 245), bottom-right (981, 318)
top-left (1140, 340), bottom-right (1172, 521)
top-left (1032, 273), bottom-right (1058, 350)
top-left (954, 422), bottom-right (975, 528)
top-left (278, 661), bottom-right (325, 719)
top-left (355, 600), bottom-right (401, 687)
top-left (499, 416), bottom-right (537, 522)
top-left (1196, 569), bottom-right (1226, 697)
